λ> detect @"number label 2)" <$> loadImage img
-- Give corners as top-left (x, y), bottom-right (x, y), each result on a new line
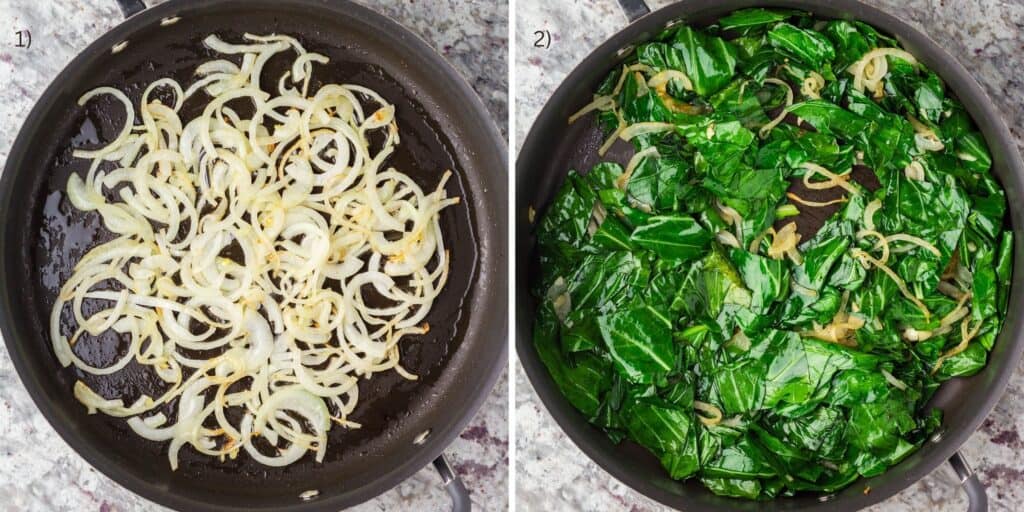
top-left (533, 30), bottom-right (551, 49)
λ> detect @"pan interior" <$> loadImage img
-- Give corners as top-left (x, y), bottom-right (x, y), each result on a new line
top-left (5, 1), bottom-right (487, 509)
top-left (517, 1), bottom-right (1024, 511)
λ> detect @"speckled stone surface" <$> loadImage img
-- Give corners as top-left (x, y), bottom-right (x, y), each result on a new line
top-left (515, 1), bottom-right (1024, 510)
top-left (0, 1), bottom-right (507, 511)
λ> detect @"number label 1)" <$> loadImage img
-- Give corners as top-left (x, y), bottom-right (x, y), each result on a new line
top-left (15, 30), bottom-right (31, 49)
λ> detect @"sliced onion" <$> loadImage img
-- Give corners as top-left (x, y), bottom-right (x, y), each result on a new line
top-left (886, 233), bottom-right (941, 257)
top-left (847, 48), bottom-right (918, 94)
top-left (852, 248), bottom-right (930, 319)
top-left (904, 160), bottom-right (926, 181)
top-left (55, 33), bottom-right (454, 470)
top-left (800, 71), bottom-right (826, 99)
top-left (598, 108), bottom-right (626, 157)
top-left (908, 115), bottom-right (945, 151)
top-left (881, 369), bottom-right (908, 391)
top-left (619, 122), bottom-right (677, 141)
top-left (786, 192), bottom-right (846, 207)
top-left (616, 146), bottom-right (659, 190)
top-left (768, 222), bottom-right (801, 262)
top-left (568, 95), bottom-right (616, 125)
top-left (73, 87), bottom-right (136, 160)
top-left (716, 230), bottom-right (741, 248)
top-left (647, 70), bottom-right (693, 92)
top-left (855, 229), bottom-right (891, 265)
top-left (693, 401), bottom-right (723, 426)
top-left (801, 162), bottom-right (860, 195)
top-left (931, 318), bottom-right (982, 374)
top-left (759, 78), bottom-right (794, 139)
top-left (863, 199), bottom-right (882, 231)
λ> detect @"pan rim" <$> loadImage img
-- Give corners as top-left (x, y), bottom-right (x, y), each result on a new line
top-left (0, 0), bottom-right (508, 511)
top-left (515, 0), bottom-right (1024, 510)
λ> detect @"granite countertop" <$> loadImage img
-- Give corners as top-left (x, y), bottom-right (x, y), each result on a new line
top-left (0, 1), bottom-right (507, 511)
top-left (515, 0), bottom-right (1024, 510)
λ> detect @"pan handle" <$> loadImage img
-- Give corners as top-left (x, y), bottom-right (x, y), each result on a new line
top-left (115, 0), bottom-right (146, 18)
top-left (949, 451), bottom-right (987, 512)
top-left (615, 0), bottom-right (651, 23)
top-left (433, 455), bottom-right (472, 512)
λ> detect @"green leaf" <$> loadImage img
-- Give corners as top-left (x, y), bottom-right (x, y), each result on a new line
top-left (778, 405), bottom-right (847, 459)
top-left (537, 172), bottom-right (591, 247)
top-left (730, 248), bottom-right (789, 312)
top-left (969, 193), bottom-right (1006, 241)
top-left (630, 215), bottom-right (713, 261)
top-left (786, 100), bottom-right (870, 140)
top-left (794, 235), bottom-right (850, 292)
top-left (719, 8), bottom-right (795, 31)
top-left (956, 132), bottom-right (993, 173)
top-left (996, 231), bottom-right (1013, 314)
top-left (713, 359), bottom-right (766, 414)
top-left (934, 341), bottom-right (988, 379)
top-left (560, 309), bottom-right (601, 352)
top-left (702, 163), bottom-right (787, 203)
top-left (828, 252), bottom-right (867, 290)
top-left (617, 67), bottom-right (675, 126)
top-left (780, 286), bottom-right (841, 328)
top-left (856, 111), bottom-right (916, 174)
top-left (598, 304), bottom-right (676, 384)
top-left (847, 394), bottom-right (916, 457)
top-left (913, 73), bottom-right (945, 123)
top-left (582, 162), bottom-right (624, 191)
top-left (535, 173), bottom-right (593, 279)
top-left (625, 155), bottom-right (693, 212)
top-left (709, 79), bottom-right (770, 128)
top-left (701, 477), bottom-right (762, 499)
top-left (671, 247), bottom-right (755, 337)
top-left (768, 23), bottom-right (836, 69)
top-left (703, 435), bottom-right (777, 479)
top-left (592, 215), bottom-right (635, 251)
top-left (970, 235), bottom-right (997, 323)
top-left (824, 20), bottom-right (874, 68)
top-left (625, 398), bottom-right (700, 479)
top-left (567, 252), bottom-right (648, 313)
top-left (762, 331), bottom-right (816, 408)
top-left (758, 126), bottom-right (848, 171)
top-left (690, 119), bottom-right (757, 168)
top-left (670, 26), bottom-right (740, 97)
top-left (648, 268), bottom-right (684, 308)
top-left (878, 173), bottom-right (969, 289)
top-left (533, 303), bottom-right (611, 418)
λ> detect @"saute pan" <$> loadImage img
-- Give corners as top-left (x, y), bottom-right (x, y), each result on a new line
top-left (516, 0), bottom-right (1024, 510)
top-left (0, 0), bottom-right (507, 510)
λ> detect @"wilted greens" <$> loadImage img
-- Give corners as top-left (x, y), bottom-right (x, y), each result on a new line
top-left (532, 9), bottom-right (1010, 500)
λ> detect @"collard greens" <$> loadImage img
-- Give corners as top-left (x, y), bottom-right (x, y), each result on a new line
top-left (532, 9), bottom-right (1010, 500)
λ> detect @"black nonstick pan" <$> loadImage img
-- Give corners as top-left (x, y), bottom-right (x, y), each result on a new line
top-left (516, 0), bottom-right (1024, 511)
top-left (0, 0), bottom-right (507, 511)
